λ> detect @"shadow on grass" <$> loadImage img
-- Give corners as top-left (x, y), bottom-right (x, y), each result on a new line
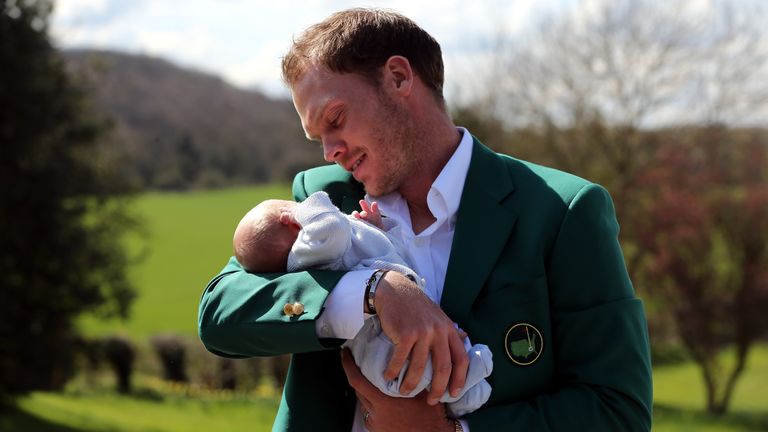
top-left (0, 390), bottom-right (166, 432)
top-left (0, 404), bottom-right (89, 432)
top-left (654, 403), bottom-right (768, 431)
top-left (120, 387), bottom-right (164, 402)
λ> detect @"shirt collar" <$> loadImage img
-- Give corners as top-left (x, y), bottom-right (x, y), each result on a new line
top-left (369, 127), bottom-right (474, 233)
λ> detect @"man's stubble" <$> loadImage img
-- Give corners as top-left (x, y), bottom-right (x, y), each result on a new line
top-left (365, 90), bottom-right (427, 198)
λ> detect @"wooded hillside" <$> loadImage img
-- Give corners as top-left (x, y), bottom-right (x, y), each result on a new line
top-left (64, 49), bottom-right (320, 190)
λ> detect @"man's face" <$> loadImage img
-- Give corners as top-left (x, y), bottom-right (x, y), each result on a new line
top-left (291, 65), bottom-right (419, 197)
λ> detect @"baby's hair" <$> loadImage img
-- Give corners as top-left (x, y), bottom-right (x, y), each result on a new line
top-left (233, 200), bottom-right (296, 273)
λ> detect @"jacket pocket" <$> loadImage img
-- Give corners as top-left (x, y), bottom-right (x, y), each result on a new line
top-left (466, 275), bottom-right (554, 402)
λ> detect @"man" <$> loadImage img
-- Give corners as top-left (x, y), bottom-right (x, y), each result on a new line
top-left (198, 8), bottom-right (652, 432)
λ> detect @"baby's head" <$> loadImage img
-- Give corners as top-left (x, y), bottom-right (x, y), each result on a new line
top-left (233, 199), bottom-right (300, 273)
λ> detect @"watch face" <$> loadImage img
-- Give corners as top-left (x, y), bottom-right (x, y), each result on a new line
top-left (366, 269), bottom-right (387, 313)
top-left (504, 322), bottom-right (543, 366)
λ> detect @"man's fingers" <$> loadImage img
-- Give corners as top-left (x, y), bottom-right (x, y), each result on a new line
top-left (447, 332), bottom-right (469, 398)
top-left (400, 340), bottom-right (429, 395)
top-left (341, 349), bottom-right (380, 402)
top-left (384, 340), bottom-right (413, 381)
top-left (370, 201), bottom-right (380, 215)
top-left (426, 335), bottom-right (452, 405)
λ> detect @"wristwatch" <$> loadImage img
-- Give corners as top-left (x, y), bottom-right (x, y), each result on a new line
top-left (364, 269), bottom-right (388, 314)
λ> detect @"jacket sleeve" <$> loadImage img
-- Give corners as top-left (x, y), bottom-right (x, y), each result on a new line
top-left (197, 173), bottom-right (348, 358)
top-left (465, 184), bottom-right (653, 432)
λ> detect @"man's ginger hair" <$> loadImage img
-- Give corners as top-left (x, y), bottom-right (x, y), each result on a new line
top-left (281, 8), bottom-right (445, 101)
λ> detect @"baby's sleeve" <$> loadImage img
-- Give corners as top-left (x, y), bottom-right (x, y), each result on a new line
top-left (288, 192), bottom-right (352, 271)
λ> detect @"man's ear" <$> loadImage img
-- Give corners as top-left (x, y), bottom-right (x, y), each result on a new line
top-left (382, 55), bottom-right (413, 97)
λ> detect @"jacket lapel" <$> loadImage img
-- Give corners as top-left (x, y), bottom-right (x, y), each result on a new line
top-left (333, 175), bottom-right (364, 213)
top-left (342, 195), bottom-right (361, 214)
top-left (441, 139), bottom-right (517, 322)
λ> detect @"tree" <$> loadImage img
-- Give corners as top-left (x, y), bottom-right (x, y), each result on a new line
top-left (473, 0), bottom-right (767, 198)
top-left (633, 132), bottom-right (768, 414)
top-left (0, 0), bottom-right (137, 398)
top-left (102, 336), bottom-right (136, 394)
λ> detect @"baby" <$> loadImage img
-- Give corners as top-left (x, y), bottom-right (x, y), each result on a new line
top-left (233, 191), bottom-right (492, 417)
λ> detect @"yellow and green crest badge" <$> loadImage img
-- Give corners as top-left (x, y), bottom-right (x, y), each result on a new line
top-left (504, 322), bottom-right (543, 366)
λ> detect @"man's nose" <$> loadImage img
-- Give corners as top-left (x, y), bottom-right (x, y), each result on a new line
top-left (323, 138), bottom-right (346, 163)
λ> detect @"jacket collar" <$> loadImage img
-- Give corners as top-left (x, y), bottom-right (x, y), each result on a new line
top-left (440, 137), bottom-right (518, 321)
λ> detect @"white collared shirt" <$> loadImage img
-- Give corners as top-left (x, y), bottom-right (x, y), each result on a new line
top-left (314, 127), bottom-right (475, 432)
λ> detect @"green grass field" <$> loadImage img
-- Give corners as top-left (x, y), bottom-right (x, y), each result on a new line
top-left (5, 185), bottom-right (764, 431)
top-left (652, 345), bottom-right (768, 431)
top-left (3, 392), bottom-right (278, 432)
top-left (77, 184), bottom-right (292, 339)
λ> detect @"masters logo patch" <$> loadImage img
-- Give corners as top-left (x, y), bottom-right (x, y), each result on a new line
top-left (504, 322), bottom-right (543, 366)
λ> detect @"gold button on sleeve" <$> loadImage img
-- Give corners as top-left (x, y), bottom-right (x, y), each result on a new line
top-left (283, 303), bottom-right (295, 316)
top-left (292, 302), bottom-right (304, 315)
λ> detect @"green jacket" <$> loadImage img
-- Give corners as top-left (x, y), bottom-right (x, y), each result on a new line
top-left (198, 138), bottom-right (653, 431)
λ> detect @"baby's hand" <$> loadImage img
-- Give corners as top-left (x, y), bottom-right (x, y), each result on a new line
top-left (353, 199), bottom-right (383, 229)
top-left (278, 206), bottom-right (298, 227)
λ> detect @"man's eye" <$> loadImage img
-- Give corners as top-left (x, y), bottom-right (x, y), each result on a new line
top-left (330, 112), bottom-right (342, 128)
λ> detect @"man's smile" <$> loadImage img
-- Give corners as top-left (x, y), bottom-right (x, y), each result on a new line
top-left (350, 154), bottom-right (367, 174)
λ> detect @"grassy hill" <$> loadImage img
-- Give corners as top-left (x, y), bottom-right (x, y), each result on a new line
top-left (77, 184), bottom-right (293, 339)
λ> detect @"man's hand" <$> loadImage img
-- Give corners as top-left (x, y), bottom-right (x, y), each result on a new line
top-left (353, 199), bottom-right (384, 229)
top-left (374, 271), bottom-right (469, 404)
top-left (341, 349), bottom-right (454, 432)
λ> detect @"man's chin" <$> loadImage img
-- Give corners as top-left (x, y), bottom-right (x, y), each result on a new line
top-left (363, 184), bottom-right (397, 199)
top-left (362, 185), bottom-right (378, 197)
top-left (361, 182), bottom-right (384, 198)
